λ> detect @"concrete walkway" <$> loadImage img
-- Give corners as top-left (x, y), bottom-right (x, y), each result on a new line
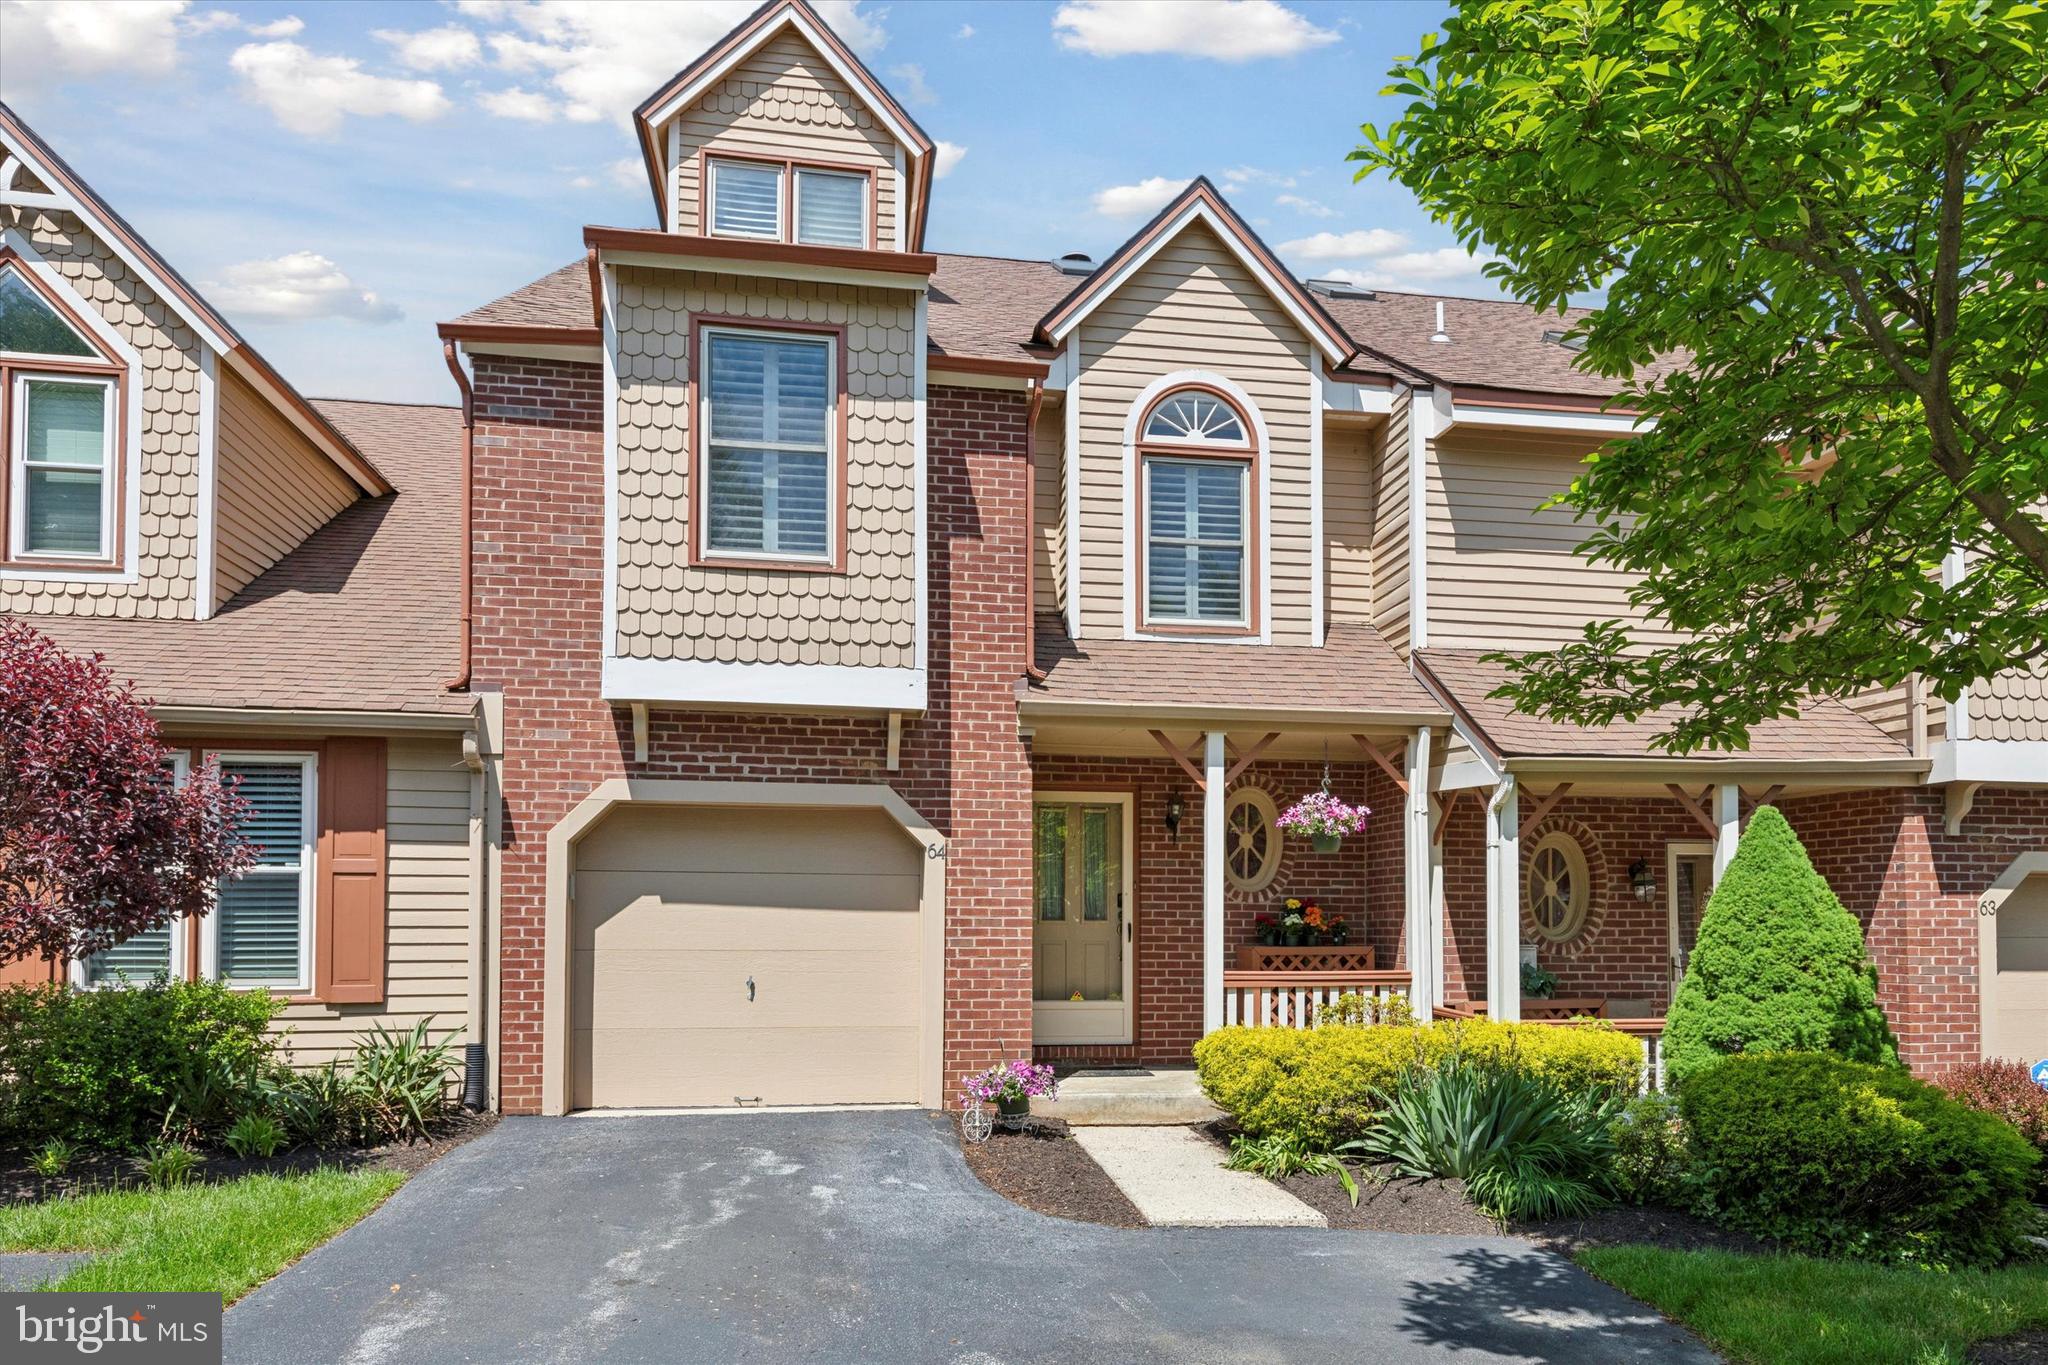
top-left (1073, 1124), bottom-right (1326, 1226)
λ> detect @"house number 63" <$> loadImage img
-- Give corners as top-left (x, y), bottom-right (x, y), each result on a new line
top-left (1980, 895), bottom-right (1999, 917)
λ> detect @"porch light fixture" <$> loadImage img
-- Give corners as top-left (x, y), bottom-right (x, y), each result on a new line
top-left (1630, 859), bottom-right (1657, 901)
top-left (1164, 791), bottom-right (1184, 843)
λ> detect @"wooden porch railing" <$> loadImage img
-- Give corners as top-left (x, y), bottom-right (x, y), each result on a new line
top-left (1433, 1000), bottom-right (1667, 1093)
top-left (1223, 969), bottom-right (1411, 1029)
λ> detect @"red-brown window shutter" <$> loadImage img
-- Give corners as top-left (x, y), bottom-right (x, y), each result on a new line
top-left (316, 737), bottom-right (387, 1004)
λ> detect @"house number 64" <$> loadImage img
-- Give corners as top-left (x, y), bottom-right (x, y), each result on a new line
top-left (927, 842), bottom-right (948, 860)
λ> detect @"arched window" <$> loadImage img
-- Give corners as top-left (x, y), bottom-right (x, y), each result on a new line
top-left (1136, 385), bottom-right (1256, 631)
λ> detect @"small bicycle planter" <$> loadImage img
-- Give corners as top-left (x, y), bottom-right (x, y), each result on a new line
top-left (959, 1060), bottom-right (1057, 1143)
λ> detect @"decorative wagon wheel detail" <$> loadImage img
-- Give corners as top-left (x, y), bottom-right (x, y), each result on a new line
top-left (960, 1101), bottom-right (992, 1144)
top-left (1224, 785), bottom-right (1284, 897)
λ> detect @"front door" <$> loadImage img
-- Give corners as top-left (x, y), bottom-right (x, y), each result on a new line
top-left (1666, 842), bottom-right (1716, 1001)
top-left (1032, 794), bottom-right (1132, 1045)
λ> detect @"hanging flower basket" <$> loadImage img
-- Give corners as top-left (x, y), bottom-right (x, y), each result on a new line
top-left (1277, 789), bottom-right (1370, 854)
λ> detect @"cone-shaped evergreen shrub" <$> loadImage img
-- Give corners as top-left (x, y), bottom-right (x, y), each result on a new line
top-left (1664, 806), bottom-right (1897, 1085)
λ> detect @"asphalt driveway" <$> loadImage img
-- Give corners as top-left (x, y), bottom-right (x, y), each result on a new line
top-left (226, 1111), bottom-right (1714, 1364)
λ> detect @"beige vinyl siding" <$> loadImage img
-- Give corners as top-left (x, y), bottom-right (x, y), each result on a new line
top-left (1976, 662), bottom-right (2048, 741)
top-left (273, 736), bottom-right (473, 1069)
top-left (1847, 682), bottom-right (1918, 749)
top-left (1425, 428), bottom-right (1675, 651)
top-left (1326, 422), bottom-right (1375, 625)
top-left (211, 368), bottom-right (359, 608)
top-left (1074, 221), bottom-right (1315, 643)
top-left (1370, 395), bottom-right (1412, 653)
top-left (669, 30), bottom-right (898, 247)
top-left (1034, 393), bottom-right (1066, 619)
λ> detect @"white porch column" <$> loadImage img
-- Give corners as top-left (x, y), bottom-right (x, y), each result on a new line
top-left (1485, 776), bottom-right (1521, 1021)
top-left (1403, 728), bottom-right (1437, 1016)
top-left (1202, 730), bottom-right (1227, 1035)
top-left (1713, 783), bottom-right (1742, 878)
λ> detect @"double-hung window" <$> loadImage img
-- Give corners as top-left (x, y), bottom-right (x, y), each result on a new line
top-left (700, 328), bottom-right (834, 563)
top-left (211, 755), bottom-right (317, 992)
top-left (0, 261), bottom-right (121, 566)
top-left (83, 752), bottom-right (189, 986)
top-left (1138, 388), bottom-right (1254, 630)
top-left (705, 158), bottom-right (870, 249)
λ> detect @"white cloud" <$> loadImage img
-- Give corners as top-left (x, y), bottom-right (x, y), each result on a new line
top-left (954, 23), bottom-right (975, 39)
top-left (1275, 193), bottom-right (1335, 218)
top-left (204, 252), bottom-right (402, 323)
top-left (479, 87), bottom-right (557, 121)
top-left (1093, 176), bottom-right (1189, 219)
top-left (373, 24), bottom-right (483, 71)
top-left (244, 14), bottom-right (303, 38)
top-left (1310, 250), bottom-right (1502, 293)
top-left (183, 9), bottom-right (240, 35)
top-left (229, 41), bottom-right (451, 136)
top-left (1277, 228), bottom-right (1410, 262)
top-left (607, 157), bottom-right (646, 190)
top-left (1053, 0), bottom-right (1337, 62)
top-left (459, 0), bottom-right (887, 126)
top-left (0, 0), bottom-right (188, 90)
top-left (933, 140), bottom-right (967, 181)
top-left (888, 62), bottom-right (935, 107)
top-left (1220, 164), bottom-right (1296, 192)
top-left (180, 7), bottom-right (300, 38)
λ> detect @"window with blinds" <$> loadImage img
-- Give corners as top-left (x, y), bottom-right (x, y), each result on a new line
top-left (1145, 457), bottom-right (1247, 624)
top-left (216, 756), bottom-right (314, 989)
top-left (17, 376), bottom-right (112, 558)
top-left (794, 168), bottom-right (866, 248)
top-left (85, 753), bottom-right (185, 987)
top-left (708, 159), bottom-right (782, 239)
top-left (702, 329), bottom-right (833, 560)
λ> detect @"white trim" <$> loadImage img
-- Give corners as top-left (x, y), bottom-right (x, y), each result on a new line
top-left (1404, 728), bottom-right (1438, 1016)
top-left (602, 657), bottom-right (927, 711)
top-left (1119, 369), bottom-right (1272, 644)
top-left (1316, 368), bottom-right (1395, 416)
top-left (596, 246), bottom-right (926, 293)
top-left (1030, 789), bottom-right (1137, 1046)
top-left (1664, 838), bottom-right (1714, 996)
top-left (1485, 776), bottom-right (1521, 1021)
top-left (205, 750), bottom-right (318, 995)
top-left (1447, 403), bottom-right (1653, 436)
top-left (891, 145), bottom-right (906, 252)
top-left (194, 347), bottom-right (217, 619)
top-left (1307, 343), bottom-right (1324, 643)
top-left (1712, 783), bottom-right (1741, 878)
top-left (75, 751), bottom-right (193, 988)
top-left (0, 228), bottom-right (143, 585)
top-left (9, 369), bottom-right (117, 564)
top-left (666, 118), bottom-right (682, 233)
top-left (912, 291), bottom-right (929, 685)
top-left (695, 324), bottom-right (839, 565)
top-left (705, 156), bottom-right (786, 242)
top-left (791, 165), bottom-right (868, 250)
top-left (1942, 549), bottom-right (1970, 740)
top-left (1406, 386), bottom-right (1437, 648)
top-left (1202, 731), bottom-right (1227, 1034)
top-left (1063, 364), bottom-right (1082, 637)
top-left (1043, 198), bottom-right (1352, 364)
top-left (641, 7), bottom-right (927, 162)
top-left (1930, 739), bottom-right (2048, 786)
top-left (0, 127), bottom-right (233, 355)
top-left (601, 261), bottom-right (621, 665)
top-left (456, 340), bottom-right (603, 364)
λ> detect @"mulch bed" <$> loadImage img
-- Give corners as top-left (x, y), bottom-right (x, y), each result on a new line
top-left (1519, 1204), bottom-right (1775, 1256)
top-left (957, 1115), bottom-right (1147, 1228)
top-left (1280, 1164), bottom-right (1500, 1234)
top-left (1, 1110), bottom-right (497, 1206)
top-left (1974, 1330), bottom-right (2048, 1364)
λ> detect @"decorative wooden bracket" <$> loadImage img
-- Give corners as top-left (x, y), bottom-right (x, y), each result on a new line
top-left (1431, 789), bottom-right (1464, 845)
top-left (1224, 732), bottom-right (1279, 786)
top-left (1516, 783), bottom-right (1574, 840)
top-left (1665, 784), bottom-right (1720, 839)
top-left (1741, 784), bottom-right (1784, 819)
top-left (1351, 734), bottom-right (1410, 795)
top-left (1149, 729), bottom-right (1209, 791)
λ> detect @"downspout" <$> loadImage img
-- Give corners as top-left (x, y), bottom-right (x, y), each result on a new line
top-left (460, 723), bottom-right (488, 1111)
top-left (442, 340), bottom-right (475, 691)
top-left (1022, 376), bottom-right (1048, 681)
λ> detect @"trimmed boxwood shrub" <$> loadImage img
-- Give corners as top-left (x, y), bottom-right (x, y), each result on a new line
top-left (1193, 1018), bottom-right (1643, 1148)
top-left (1664, 807), bottom-right (1897, 1085)
top-left (0, 979), bottom-right (281, 1150)
top-left (1682, 1052), bottom-right (2040, 1267)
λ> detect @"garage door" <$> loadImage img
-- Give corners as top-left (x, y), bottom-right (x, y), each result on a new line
top-left (572, 804), bottom-right (924, 1110)
top-left (1988, 872), bottom-right (2048, 1065)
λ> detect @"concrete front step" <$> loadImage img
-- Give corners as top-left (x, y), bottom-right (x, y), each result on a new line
top-left (1037, 1067), bottom-right (1224, 1126)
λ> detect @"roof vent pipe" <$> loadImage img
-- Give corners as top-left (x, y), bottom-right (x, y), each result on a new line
top-left (1430, 301), bottom-right (1450, 344)
top-left (1055, 252), bottom-right (1096, 276)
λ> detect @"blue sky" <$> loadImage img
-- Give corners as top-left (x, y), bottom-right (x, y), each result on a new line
top-left (1, 0), bottom-right (1479, 403)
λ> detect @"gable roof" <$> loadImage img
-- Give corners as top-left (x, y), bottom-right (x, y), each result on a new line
top-left (0, 101), bottom-right (389, 496)
top-left (632, 0), bottom-right (937, 248)
top-left (1034, 177), bottom-right (1360, 367)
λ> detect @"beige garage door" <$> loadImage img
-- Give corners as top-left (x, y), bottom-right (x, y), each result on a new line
top-left (572, 804), bottom-right (924, 1110)
top-left (1988, 872), bottom-right (2048, 1065)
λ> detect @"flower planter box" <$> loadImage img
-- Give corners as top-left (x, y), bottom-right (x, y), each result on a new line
top-left (1233, 944), bottom-right (1378, 973)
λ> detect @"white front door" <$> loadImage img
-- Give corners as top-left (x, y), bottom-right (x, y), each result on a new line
top-left (1666, 841), bottom-right (1716, 1002)
top-left (1032, 792), bottom-right (1134, 1045)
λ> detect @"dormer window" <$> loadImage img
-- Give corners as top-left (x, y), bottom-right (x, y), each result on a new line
top-left (1144, 390), bottom-right (1247, 446)
top-left (706, 156), bottom-right (871, 249)
top-left (1136, 385), bottom-right (1257, 633)
top-left (0, 259), bottom-right (123, 568)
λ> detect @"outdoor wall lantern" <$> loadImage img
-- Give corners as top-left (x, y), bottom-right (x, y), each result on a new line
top-left (1165, 791), bottom-right (1184, 842)
top-left (1629, 859), bottom-right (1657, 901)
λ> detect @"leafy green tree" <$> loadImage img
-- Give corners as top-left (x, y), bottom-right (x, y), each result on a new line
top-left (1663, 807), bottom-right (1896, 1084)
top-left (1355, 0), bottom-right (2048, 751)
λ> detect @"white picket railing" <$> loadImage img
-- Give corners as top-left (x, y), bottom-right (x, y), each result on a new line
top-left (1222, 969), bottom-right (1412, 1029)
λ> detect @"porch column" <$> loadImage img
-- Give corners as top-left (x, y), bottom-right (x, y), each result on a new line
top-left (1485, 775), bottom-right (1522, 1021)
top-left (1403, 728), bottom-right (1437, 1015)
top-left (1202, 730), bottom-right (1227, 1035)
top-left (1713, 783), bottom-right (1741, 878)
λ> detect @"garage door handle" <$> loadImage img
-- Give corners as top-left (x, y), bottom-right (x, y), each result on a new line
top-left (746, 976), bottom-right (755, 1002)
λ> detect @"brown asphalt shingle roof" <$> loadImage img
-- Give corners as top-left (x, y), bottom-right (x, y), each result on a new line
top-left (1415, 649), bottom-right (1909, 762)
top-left (17, 400), bottom-right (471, 718)
top-left (448, 260), bottom-right (593, 329)
top-left (1026, 616), bottom-right (1443, 719)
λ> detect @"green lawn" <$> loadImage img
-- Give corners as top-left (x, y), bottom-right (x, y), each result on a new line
top-left (1579, 1245), bottom-right (2048, 1365)
top-left (0, 1167), bottom-right (406, 1304)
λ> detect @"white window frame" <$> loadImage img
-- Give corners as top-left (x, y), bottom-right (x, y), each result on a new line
top-left (1142, 454), bottom-right (1249, 628)
top-left (697, 325), bottom-right (838, 565)
top-left (706, 157), bottom-right (785, 241)
top-left (1141, 391), bottom-right (1250, 448)
top-left (9, 369), bottom-right (117, 564)
top-left (73, 750), bottom-right (192, 989)
top-left (792, 166), bottom-right (869, 249)
top-left (201, 750), bottom-right (317, 995)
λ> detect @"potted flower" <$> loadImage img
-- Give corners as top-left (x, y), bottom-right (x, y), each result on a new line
top-left (1254, 912), bottom-right (1281, 946)
top-left (1326, 916), bottom-right (1350, 946)
top-left (1277, 789), bottom-right (1369, 854)
top-left (1302, 902), bottom-right (1328, 942)
top-left (962, 1058), bottom-right (1059, 1127)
